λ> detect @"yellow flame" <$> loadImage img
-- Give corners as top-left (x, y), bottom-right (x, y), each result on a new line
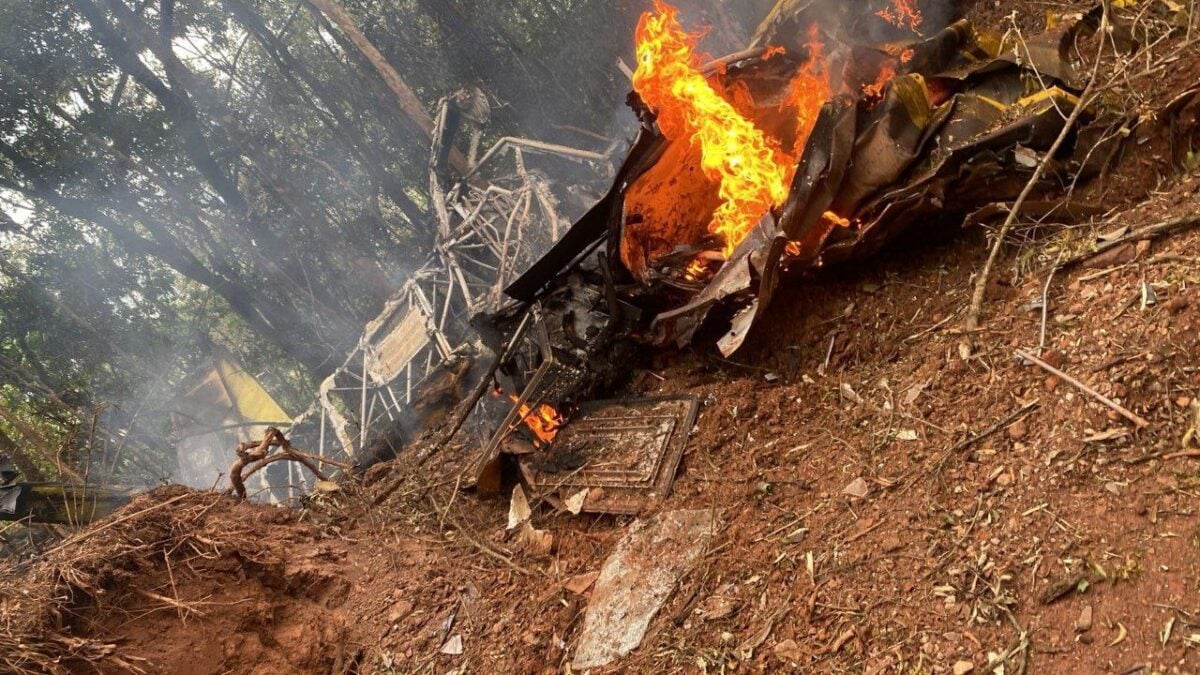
top-left (633, 2), bottom-right (795, 259)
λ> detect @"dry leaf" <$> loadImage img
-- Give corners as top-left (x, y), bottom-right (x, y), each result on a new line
top-left (564, 488), bottom-right (589, 515)
top-left (839, 383), bottom-right (864, 404)
top-left (1109, 622), bottom-right (1127, 647)
top-left (507, 484), bottom-right (531, 531)
top-left (564, 572), bottom-right (599, 595)
top-left (439, 634), bottom-right (463, 656)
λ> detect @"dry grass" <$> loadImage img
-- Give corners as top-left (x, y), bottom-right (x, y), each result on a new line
top-left (0, 487), bottom-right (270, 674)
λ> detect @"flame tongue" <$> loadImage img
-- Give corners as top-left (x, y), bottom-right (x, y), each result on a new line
top-left (633, 1), bottom-right (794, 260)
top-left (509, 395), bottom-right (563, 445)
top-left (877, 0), bottom-right (923, 32)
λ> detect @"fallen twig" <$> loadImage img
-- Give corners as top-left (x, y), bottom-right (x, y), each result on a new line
top-left (1056, 214), bottom-right (1200, 271)
top-left (964, 9), bottom-right (1108, 345)
top-left (1015, 349), bottom-right (1149, 428)
top-left (931, 402), bottom-right (1040, 474)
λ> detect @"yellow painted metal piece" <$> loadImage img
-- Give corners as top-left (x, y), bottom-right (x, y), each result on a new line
top-left (215, 359), bottom-right (290, 424)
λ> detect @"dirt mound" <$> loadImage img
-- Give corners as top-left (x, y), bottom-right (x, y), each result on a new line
top-left (0, 487), bottom-right (357, 674)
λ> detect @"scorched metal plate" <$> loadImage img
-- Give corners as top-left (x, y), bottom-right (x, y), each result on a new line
top-left (519, 395), bottom-right (700, 514)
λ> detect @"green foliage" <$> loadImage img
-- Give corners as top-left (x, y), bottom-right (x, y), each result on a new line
top-left (0, 0), bottom-right (762, 484)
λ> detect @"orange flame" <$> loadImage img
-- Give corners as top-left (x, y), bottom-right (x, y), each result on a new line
top-left (633, 2), bottom-right (829, 259)
top-left (509, 395), bottom-right (563, 445)
top-left (877, 0), bottom-right (923, 33)
top-left (784, 212), bottom-right (851, 258)
top-left (782, 25), bottom-right (831, 159)
top-left (683, 258), bottom-right (709, 282)
top-left (823, 211), bottom-right (851, 228)
top-left (863, 60), bottom-right (898, 101)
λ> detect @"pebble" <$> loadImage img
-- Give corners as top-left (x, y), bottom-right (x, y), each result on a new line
top-left (842, 477), bottom-right (870, 499)
top-left (1007, 419), bottom-right (1028, 440)
top-left (1040, 349), bottom-right (1065, 369)
top-left (953, 660), bottom-right (975, 675)
top-left (1075, 604), bottom-right (1093, 633)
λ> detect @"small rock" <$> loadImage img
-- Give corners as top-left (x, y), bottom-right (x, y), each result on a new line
top-left (1104, 482), bottom-right (1122, 496)
top-left (774, 638), bottom-right (803, 661)
top-left (1040, 349), bottom-right (1065, 369)
top-left (1075, 604), bottom-right (1093, 633)
top-left (953, 660), bottom-right (975, 675)
top-left (1007, 419), bottom-right (1028, 440)
top-left (1165, 296), bottom-right (1190, 314)
top-left (1045, 376), bottom-right (1060, 392)
top-left (387, 599), bottom-right (414, 623)
top-left (842, 477), bottom-right (870, 499)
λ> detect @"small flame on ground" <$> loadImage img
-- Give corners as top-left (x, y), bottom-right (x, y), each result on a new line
top-left (492, 389), bottom-right (564, 445)
top-left (877, 0), bottom-right (923, 33)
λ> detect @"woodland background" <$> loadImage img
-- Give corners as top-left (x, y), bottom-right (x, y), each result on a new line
top-left (0, 0), bottom-right (774, 484)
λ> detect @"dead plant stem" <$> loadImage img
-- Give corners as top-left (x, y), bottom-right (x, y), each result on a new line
top-left (1015, 349), bottom-right (1149, 428)
top-left (965, 8), bottom-right (1109, 343)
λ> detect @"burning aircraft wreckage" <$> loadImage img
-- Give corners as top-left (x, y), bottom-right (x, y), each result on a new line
top-left (263, 0), bottom-right (1133, 520)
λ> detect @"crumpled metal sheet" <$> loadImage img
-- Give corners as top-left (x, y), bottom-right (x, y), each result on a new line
top-left (650, 15), bottom-right (1105, 355)
top-left (572, 509), bottom-right (718, 670)
top-left (504, 10), bottom-right (1117, 357)
top-left (518, 395), bottom-right (699, 514)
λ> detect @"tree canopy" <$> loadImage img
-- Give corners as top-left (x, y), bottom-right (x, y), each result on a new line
top-left (0, 0), bottom-right (771, 485)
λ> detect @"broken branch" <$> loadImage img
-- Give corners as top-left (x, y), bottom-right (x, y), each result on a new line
top-left (1014, 350), bottom-right (1149, 429)
top-left (964, 9), bottom-right (1108, 342)
top-left (228, 428), bottom-right (331, 499)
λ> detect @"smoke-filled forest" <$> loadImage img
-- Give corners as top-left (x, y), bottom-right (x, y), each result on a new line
top-left (0, 0), bottom-right (772, 486)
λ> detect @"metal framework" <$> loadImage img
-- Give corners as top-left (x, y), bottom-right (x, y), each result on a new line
top-left (298, 98), bottom-right (611, 464)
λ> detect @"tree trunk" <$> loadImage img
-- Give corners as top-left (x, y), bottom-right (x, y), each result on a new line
top-left (222, 0), bottom-right (430, 231)
top-left (0, 423), bottom-right (45, 482)
top-left (305, 0), bottom-right (470, 175)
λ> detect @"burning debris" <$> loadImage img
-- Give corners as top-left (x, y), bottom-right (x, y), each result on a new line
top-left (281, 91), bottom-right (612, 486)
top-left (450, 0), bottom-right (1133, 506)
top-left (506, 2), bottom-right (1118, 356)
top-left (517, 396), bottom-right (700, 515)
